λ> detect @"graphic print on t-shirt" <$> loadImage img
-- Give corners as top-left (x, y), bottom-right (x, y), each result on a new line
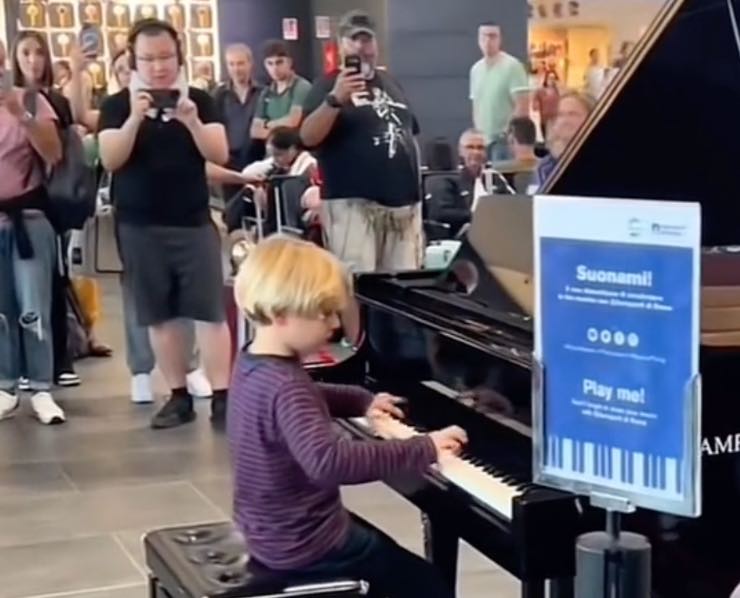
top-left (351, 87), bottom-right (410, 160)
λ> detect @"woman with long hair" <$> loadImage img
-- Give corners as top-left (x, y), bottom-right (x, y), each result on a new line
top-left (12, 30), bottom-right (82, 390)
top-left (0, 33), bottom-right (65, 424)
top-left (534, 70), bottom-right (561, 140)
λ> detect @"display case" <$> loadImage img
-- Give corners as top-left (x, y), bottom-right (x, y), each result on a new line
top-left (16, 0), bottom-right (220, 92)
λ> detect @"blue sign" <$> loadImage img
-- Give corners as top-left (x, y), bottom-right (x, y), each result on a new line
top-left (533, 196), bottom-right (702, 517)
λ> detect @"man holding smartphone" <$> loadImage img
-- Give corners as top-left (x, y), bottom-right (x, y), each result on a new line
top-left (301, 10), bottom-right (422, 343)
top-left (98, 19), bottom-right (232, 429)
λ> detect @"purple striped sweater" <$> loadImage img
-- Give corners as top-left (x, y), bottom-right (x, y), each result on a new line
top-left (226, 352), bottom-right (437, 570)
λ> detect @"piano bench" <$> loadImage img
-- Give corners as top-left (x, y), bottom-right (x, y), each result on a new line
top-left (144, 522), bottom-right (370, 598)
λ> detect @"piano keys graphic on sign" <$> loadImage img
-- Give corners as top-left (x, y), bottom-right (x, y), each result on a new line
top-left (546, 435), bottom-right (682, 499)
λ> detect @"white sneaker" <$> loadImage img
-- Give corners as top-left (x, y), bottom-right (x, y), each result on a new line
top-left (0, 391), bottom-right (19, 420)
top-left (186, 368), bottom-right (212, 398)
top-left (30, 392), bottom-right (65, 425)
top-left (131, 373), bottom-right (154, 404)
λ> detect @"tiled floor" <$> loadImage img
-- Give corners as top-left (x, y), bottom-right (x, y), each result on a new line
top-left (0, 278), bottom-right (519, 598)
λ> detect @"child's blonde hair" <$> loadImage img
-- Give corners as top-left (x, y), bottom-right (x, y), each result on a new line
top-left (234, 235), bottom-right (351, 325)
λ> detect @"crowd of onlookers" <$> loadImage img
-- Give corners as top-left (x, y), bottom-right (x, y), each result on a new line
top-left (0, 9), bottom-right (602, 430)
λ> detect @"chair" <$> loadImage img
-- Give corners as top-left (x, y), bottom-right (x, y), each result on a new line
top-left (144, 522), bottom-right (369, 597)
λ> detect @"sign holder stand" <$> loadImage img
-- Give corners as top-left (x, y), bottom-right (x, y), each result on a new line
top-left (534, 357), bottom-right (702, 598)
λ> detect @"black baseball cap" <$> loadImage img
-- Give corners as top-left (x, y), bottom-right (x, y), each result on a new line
top-left (337, 10), bottom-right (376, 39)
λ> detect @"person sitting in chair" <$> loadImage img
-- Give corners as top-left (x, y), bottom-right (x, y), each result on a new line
top-left (224, 127), bottom-right (320, 237)
top-left (425, 128), bottom-right (488, 238)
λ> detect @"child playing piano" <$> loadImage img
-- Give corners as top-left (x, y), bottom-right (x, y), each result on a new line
top-left (229, 235), bottom-right (468, 598)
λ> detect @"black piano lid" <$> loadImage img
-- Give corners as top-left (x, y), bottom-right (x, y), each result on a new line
top-left (541, 0), bottom-right (740, 248)
top-left (434, 194), bottom-right (535, 333)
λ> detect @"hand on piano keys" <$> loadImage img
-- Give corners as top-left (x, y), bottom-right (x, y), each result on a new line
top-left (352, 415), bottom-right (523, 520)
top-left (366, 392), bottom-right (406, 422)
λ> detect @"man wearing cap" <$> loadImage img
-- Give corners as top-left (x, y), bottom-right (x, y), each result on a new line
top-left (301, 10), bottom-right (422, 282)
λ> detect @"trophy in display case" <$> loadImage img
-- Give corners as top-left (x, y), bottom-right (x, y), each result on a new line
top-left (136, 4), bottom-right (159, 21)
top-left (86, 61), bottom-right (107, 90)
top-left (108, 30), bottom-right (129, 54)
top-left (20, 1), bottom-right (46, 28)
top-left (80, 1), bottom-right (102, 25)
top-left (191, 4), bottom-right (212, 29)
top-left (107, 2), bottom-right (131, 29)
top-left (52, 32), bottom-right (73, 57)
top-left (49, 3), bottom-right (74, 29)
top-left (165, 3), bottom-right (185, 30)
top-left (190, 32), bottom-right (212, 58)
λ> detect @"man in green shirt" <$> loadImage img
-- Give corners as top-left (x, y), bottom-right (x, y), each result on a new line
top-left (469, 22), bottom-right (529, 161)
top-left (250, 40), bottom-right (311, 140)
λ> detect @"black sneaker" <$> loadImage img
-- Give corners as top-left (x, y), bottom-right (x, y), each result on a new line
top-left (211, 396), bottom-right (227, 427)
top-left (151, 395), bottom-right (195, 429)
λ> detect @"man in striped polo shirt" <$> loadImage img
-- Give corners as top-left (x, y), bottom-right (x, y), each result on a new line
top-left (228, 235), bottom-right (467, 597)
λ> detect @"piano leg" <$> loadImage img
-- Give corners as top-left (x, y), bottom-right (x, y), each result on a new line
top-left (421, 514), bottom-right (459, 592)
top-left (549, 577), bottom-right (574, 598)
top-left (521, 581), bottom-right (546, 598)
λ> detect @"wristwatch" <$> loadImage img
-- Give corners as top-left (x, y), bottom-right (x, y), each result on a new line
top-left (325, 93), bottom-right (342, 109)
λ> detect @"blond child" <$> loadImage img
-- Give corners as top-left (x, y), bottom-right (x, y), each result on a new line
top-left (228, 235), bottom-right (467, 597)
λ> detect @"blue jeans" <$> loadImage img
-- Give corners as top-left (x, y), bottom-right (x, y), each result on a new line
top-left (120, 272), bottom-right (199, 376)
top-left (0, 215), bottom-right (56, 393)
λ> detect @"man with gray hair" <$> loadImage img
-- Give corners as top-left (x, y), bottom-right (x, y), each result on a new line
top-left (213, 43), bottom-right (264, 200)
top-left (426, 128), bottom-right (488, 237)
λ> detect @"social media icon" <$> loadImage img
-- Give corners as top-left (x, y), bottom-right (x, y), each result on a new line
top-left (600, 330), bottom-right (612, 344)
top-left (614, 331), bottom-right (625, 346)
top-left (587, 328), bottom-right (598, 342)
top-left (628, 333), bottom-right (639, 347)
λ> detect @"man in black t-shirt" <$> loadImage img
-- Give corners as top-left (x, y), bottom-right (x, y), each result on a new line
top-left (301, 10), bottom-right (423, 284)
top-left (98, 19), bottom-right (231, 429)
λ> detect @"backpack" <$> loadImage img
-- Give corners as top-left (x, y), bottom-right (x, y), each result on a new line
top-left (25, 89), bottom-right (97, 231)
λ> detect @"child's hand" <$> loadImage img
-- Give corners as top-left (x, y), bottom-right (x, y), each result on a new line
top-left (429, 426), bottom-right (468, 459)
top-left (366, 392), bottom-right (405, 422)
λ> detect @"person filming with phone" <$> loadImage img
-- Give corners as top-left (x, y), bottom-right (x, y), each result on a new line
top-left (0, 42), bottom-right (63, 424)
top-left (301, 10), bottom-right (423, 345)
top-left (98, 18), bottom-right (232, 429)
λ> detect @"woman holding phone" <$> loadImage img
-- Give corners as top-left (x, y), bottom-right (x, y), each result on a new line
top-left (12, 30), bottom-right (84, 392)
top-left (0, 33), bottom-right (64, 424)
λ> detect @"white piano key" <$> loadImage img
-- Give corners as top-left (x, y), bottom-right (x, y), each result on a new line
top-left (666, 457), bottom-right (678, 494)
top-left (611, 447), bottom-right (622, 484)
top-left (633, 452), bottom-right (645, 489)
top-left (563, 438), bottom-right (574, 473)
top-left (349, 416), bottom-right (520, 520)
top-left (584, 442), bottom-right (595, 478)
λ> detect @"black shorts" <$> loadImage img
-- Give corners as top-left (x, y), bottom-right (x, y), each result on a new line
top-left (118, 223), bottom-right (225, 326)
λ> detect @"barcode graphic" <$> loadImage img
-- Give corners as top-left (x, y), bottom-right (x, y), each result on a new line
top-left (545, 435), bottom-right (682, 498)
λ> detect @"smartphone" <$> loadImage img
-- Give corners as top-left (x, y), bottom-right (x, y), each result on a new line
top-left (147, 89), bottom-right (180, 110)
top-left (79, 24), bottom-right (101, 59)
top-left (344, 55), bottom-right (361, 75)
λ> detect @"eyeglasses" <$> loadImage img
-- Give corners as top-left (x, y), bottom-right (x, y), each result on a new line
top-left (135, 54), bottom-right (177, 65)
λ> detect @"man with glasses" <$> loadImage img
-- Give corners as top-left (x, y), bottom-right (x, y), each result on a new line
top-left (250, 40), bottom-right (311, 141)
top-left (426, 129), bottom-right (488, 237)
top-left (98, 19), bottom-right (232, 429)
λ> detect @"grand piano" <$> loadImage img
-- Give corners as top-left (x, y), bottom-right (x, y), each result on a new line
top-left (321, 0), bottom-right (740, 596)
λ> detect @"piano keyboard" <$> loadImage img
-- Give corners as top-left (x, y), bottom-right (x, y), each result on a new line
top-left (349, 416), bottom-right (525, 520)
top-left (544, 435), bottom-right (683, 499)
